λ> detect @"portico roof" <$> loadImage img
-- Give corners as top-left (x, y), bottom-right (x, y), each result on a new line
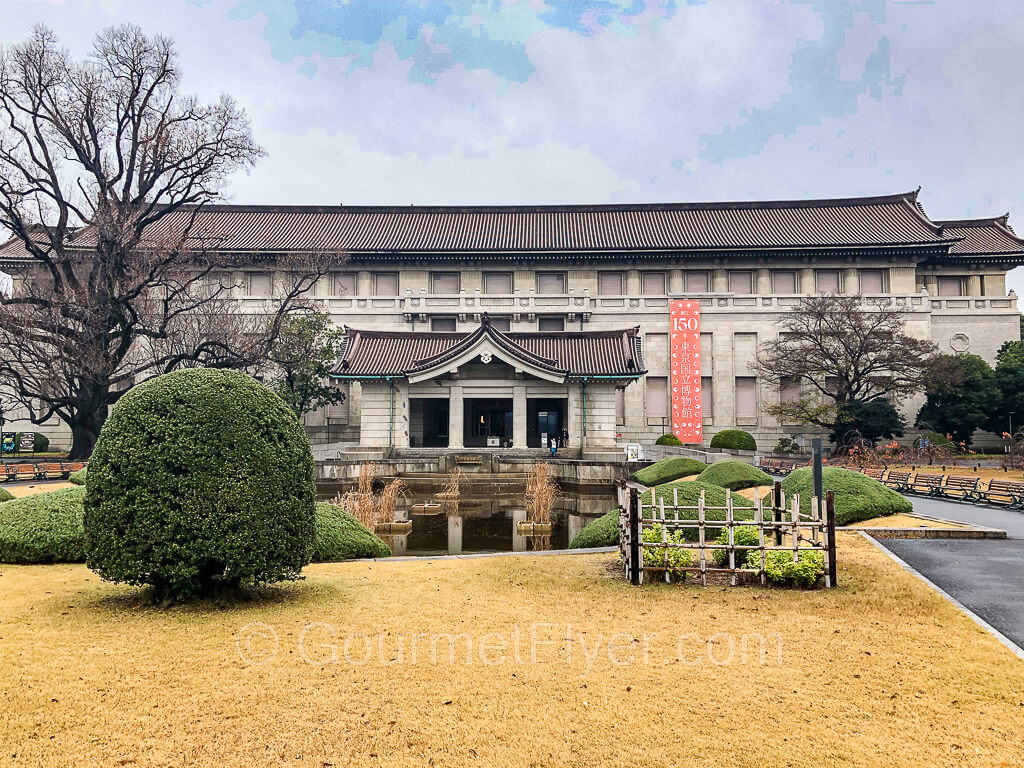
top-left (331, 317), bottom-right (645, 382)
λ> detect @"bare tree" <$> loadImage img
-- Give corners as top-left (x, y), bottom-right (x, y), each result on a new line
top-left (751, 295), bottom-right (939, 438)
top-left (0, 25), bottom-right (338, 457)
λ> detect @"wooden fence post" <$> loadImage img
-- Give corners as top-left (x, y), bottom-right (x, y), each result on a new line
top-left (825, 490), bottom-right (838, 588)
top-left (772, 481), bottom-right (783, 546)
top-left (629, 488), bottom-right (640, 586)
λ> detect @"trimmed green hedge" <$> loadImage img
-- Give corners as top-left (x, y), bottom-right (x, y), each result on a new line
top-left (781, 466), bottom-right (912, 526)
top-left (69, 467), bottom-right (87, 486)
top-left (629, 457), bottom-right (707, 487)
top-left (84, 368), bottom-right (317, 600)
top-left (569, 509), bottom-right (620, 549)
top-left (654, 433), bottom-right (683, 446)
top-left (312, 502), bottom-right (391, 561)
top-left (712, 525), bottom-right (761, 567)
top-left (709, 429), bottom-right (757, 451)
top-left (0, 487), bottom-right (86, 564)
top-left (697, 460), bottom-right (772, 491)
top-left (641, 481), bottom-right (756, 541)
top-left (641, 523), bottom-right (692, 580)
top-left (12, 432), bottom-right (50, 453)
top-left (0, 487), bottom-right (14, 503)
top-left (763, 550), bottom-right (825, 588)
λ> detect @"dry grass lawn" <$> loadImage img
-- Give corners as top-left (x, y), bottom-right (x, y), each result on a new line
top-left (2, 534), bottom-right (1023, 767)
top-left (3, 481), bottom-right (77, 498)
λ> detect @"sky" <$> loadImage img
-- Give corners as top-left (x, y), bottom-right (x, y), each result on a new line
top-left (2, 0), bottom-right (1023, 296)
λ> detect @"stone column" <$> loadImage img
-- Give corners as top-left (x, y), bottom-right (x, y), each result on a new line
top-left (567, 386), bottom-right (582, 449)
top-left (755, 268), bottom-right (771, 295)
top-left (513, 385), bottom-right (527, 448)
top-left (668, 269), bottom-right (684, 294)
top-left (842, 268), bottom-right (859, 295)
top-left (449, 385), bottom-right (464, 448)
top-left (712, 269), bottom-right (729, 292)
top-left (625, 269), bottom-right (641, 295)
top-left (966, 274), bottom-right (982, 296)
top-left (799, 268), bottom-right (814, 295)
top-left (924, 274), bottom-right (938, 296)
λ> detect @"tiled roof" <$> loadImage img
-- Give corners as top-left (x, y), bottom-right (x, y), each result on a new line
top-left (935, 216), bottom-right (1024, 256)
top-left (55, 191), bottom-right (953, 255)
top-left (333, 320), bottom-right (644, 379)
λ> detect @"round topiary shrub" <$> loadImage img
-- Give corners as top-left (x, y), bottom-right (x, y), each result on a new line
top-left (569, 509), bottom-right (620, 549)
top-left (697, 460), bottom-right (772, 491)
top-left (0, 486), bottom-right (14, 503)
top-left (709, 429), bottom-right (757, 451)
top-left (655, 433), bottom-right (683, 447)
top-left (641, 480), bottom-right (756, 541)
top-left (0, 487), bottom-right (86, 563)
top-left (84, 368), bottom-right (316, 601)
top-left (312, 502), bottom-right (390, 561)
top-left (781, 466), bottom-right (912, 526)
top-left (629, 457), bottom-right (707, 486)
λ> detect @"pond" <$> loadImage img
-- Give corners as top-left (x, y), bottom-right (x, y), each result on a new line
top-left (318, 479), bottom-right (617, 556)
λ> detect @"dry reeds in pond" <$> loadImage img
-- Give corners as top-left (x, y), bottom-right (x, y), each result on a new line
top-left (526, 462), bottom-right (558, 524)
top-left (377, 478), bottom-right (407, 525)
top-left (436, 466), bottom-right (463, 516)
top-left (335, 462), bottom-right (379, 529)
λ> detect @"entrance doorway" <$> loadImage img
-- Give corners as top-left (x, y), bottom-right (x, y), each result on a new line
top-left (465, 398), bottom-right (513, 447)
top-left (527, 398), bottom-right (567, 448)
top-left (409, 398), bottom-right (449, 447)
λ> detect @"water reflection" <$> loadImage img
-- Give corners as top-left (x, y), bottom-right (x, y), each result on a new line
top-left (318, 482), bottom-right (616, 556)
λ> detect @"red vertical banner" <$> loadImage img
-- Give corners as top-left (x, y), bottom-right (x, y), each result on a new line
top-left (670, 300), bottom-right (702, 444)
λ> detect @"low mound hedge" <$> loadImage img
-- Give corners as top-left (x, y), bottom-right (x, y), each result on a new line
top-left (312, 503), bottom-right (391, 561)
top-left (641, 481), bottom-right (756, 541)
top-left (655, 433), bottom-right (683, 446)
top-left (629, 457), bottom-right (707, 487)
top-left (709, 429), bottom-right (756, 451)
top-left (0, 487), bottom-right (14, 503)
top-left (0, 487), bottom-right (86, 564)
top-left (569, 509), bottom-right (619, 549)
top-left (69, 467), bottom-right (87, 486)
top-left (697, 460), bottom-right (772, 491)
top-left (781, 466), bottom-right (912, 525)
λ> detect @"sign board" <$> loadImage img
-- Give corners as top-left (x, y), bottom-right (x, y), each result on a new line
top-left (1, 433), bottom-right (14, 453)
top-left (19, 432), bottom-right (35, 452)
top-left (625, 443), bottom-right (643, 462)
top-left (669, 300), bottom-right (703, 444)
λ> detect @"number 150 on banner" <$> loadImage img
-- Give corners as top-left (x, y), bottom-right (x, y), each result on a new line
top-left (669, 300), bottom-right (702, 444)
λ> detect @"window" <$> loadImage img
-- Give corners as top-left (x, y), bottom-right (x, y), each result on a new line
top-left (598, 271), bottom-right (623, 295)
top-left (646, 376), bottom-right (668, 425)
top-left (780, 377), bottom-right (801, 404)
top-left (685, 271), bottom-right (710, 292)
top-left (374, 272), bottom-right (399, 296)
top-left (537, 272), bottom-right (566, 294)
top-left (701, 376), bottom-right (713, 421)
top-left (615, 388), bottom-right (625, 425)
top-left (538, 316), bottom-right (565, 332)
top-left (489, 316), bottom-right (511, 332)
top-left (937, 276), bottom-right (963, 296)
top-left (772, 270), bottom-right (797, 294)
top-left (248, 272), bottom-right (272, 297)
top-left (483, 272), bottom-right (513, 294)
top-left (430, 272), bottom-right (460, 294)
top-left (729, 271), bottom-right (753, 293)
top-left (860, 269), bottom-right (886, 294)
top-left (430, 317), bottom-right (457, 332)
top-left (735, 377), bottom-right (757, 420)
top-left (642, 271), bottom-right (666, 295)
top-left (824, 376), bottom-right (840, 396)
top-left (333, 272), bottom-right (356, 296)
top-left (815, 270), bottom-right (841, 294)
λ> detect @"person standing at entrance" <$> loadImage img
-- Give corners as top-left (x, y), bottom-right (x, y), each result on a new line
top-left (561, 427), bottom-right (569, 448)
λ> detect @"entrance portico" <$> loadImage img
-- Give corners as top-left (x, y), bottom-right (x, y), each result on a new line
top-left (331, 317), bottom-right (645, 452)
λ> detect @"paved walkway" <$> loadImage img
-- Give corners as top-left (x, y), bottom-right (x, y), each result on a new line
top-left (878, 496), bottom-right (1024, 651)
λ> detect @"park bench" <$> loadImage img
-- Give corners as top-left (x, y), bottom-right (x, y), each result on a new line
top-left (37, 463), bottom-right (66, 480)
top-left (777, 460), bottom-right (803, 476)
top-left (936, 475), bottom-right (981, 502)
top-left (14, 464), bottom-right (37, 482)
top-left (759, 458), bottom-right (782, 473)
top-left (906, 473), bottom-right (945, 496)
top-left (882, 471), bottom-right (911, 492)
top-left (62, 461), bottom-right (85, 475)
top-left (862, 468), bottom-right (886, 482)
top-left (0, 464), bottom-right (14, 483)
top-left (455, 455), bottom-right (483, 466)
top-left (977, 479), bottom-right (1024, 509)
